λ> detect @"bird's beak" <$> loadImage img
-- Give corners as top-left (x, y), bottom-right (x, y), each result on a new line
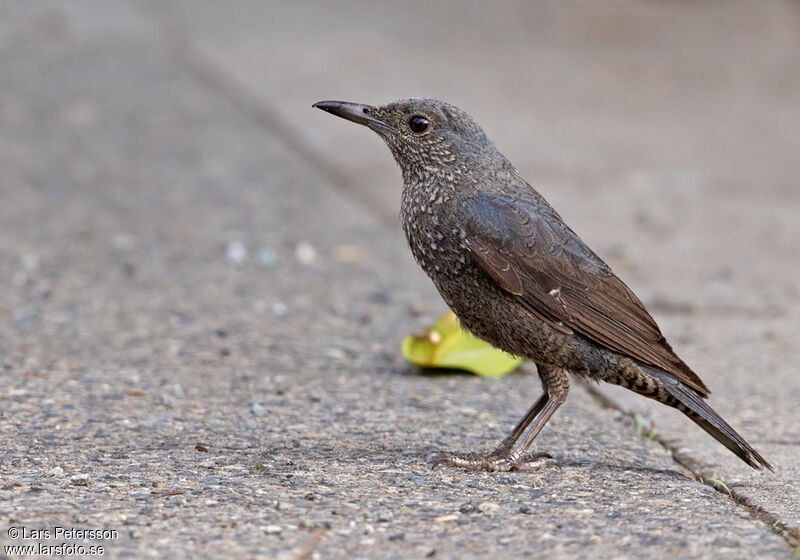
top-left (313, 100), bottom-right (393, 132)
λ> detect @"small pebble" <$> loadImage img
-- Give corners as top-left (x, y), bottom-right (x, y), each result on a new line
top-left (409, 303), bottom-right (428, 316)
top-left (458, 503), bottom-right (475, 514)
top-left (271, 302), bottom-right (288, 316)
top-left (70, 473), bottom-right (89, 486)
top-left (295, 242), bottom-right (316, 264)
top-left (249, 401), bottom-right (267, 416)
top-left (257, 248), bottom-right (278, 267)
top-left (265, 525), bottom-right (282, 535)
top-left (326, 348), bottom-right (345, 360)
top-left (376, 510), bottom-right (394, 523)
top-left (47, 466), bottom-right (64, 477)
top-left (226, 241), bottom-right (248, 265)
top-left (477, 501), bottom-right (499, 514)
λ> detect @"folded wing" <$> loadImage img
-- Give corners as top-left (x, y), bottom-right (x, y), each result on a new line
top-left (460, 191), bottom-right (709, 396)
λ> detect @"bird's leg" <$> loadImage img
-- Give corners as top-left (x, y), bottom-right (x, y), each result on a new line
top-left (432, 366), bottom-right (568, 472)
top-left (431, 394), bottom-right (547, 471)
top-left (504, 367), bottom-right (569, 470)
top-left (488, 392), bottom-right (548, 456)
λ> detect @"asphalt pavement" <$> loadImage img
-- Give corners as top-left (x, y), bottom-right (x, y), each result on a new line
top-left (1, 1), bottom-right (798, 558)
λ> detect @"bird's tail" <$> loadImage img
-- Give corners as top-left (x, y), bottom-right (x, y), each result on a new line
top-left (645, 368), bottom-right (773, 471)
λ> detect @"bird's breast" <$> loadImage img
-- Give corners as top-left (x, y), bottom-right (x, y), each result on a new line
top-left (401, 185), bottom-right (469, 279)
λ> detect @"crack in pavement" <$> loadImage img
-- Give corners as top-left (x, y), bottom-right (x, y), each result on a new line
top-left (581, 381), bottom-right (800, 556)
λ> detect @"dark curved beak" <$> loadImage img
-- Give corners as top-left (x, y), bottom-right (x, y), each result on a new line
top-left (312, 100), bottom-right (393, 132)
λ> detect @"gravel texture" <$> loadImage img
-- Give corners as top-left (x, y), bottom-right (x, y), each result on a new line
top-left (1, 1), bottom-right (798, 559)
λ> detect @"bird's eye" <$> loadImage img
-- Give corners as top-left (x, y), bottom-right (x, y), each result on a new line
top-left (408, 115), bottom-right (429, 134)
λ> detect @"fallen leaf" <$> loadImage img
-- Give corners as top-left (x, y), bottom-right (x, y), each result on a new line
top-left (402, 311), bottom-right (523, 377)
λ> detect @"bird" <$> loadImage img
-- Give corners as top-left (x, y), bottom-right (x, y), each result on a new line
top-left (313, 97), bottom-right (772, 472)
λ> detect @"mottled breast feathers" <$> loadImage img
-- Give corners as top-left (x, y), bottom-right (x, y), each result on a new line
top-left (459, 191), bottom-right (710, 396)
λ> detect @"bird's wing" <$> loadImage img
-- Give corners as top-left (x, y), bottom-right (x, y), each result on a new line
top-left (460, 192), bottom-right (709, 396)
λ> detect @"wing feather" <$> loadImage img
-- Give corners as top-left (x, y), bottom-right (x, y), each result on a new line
top-left (461, 192), bottom-right (710, 396)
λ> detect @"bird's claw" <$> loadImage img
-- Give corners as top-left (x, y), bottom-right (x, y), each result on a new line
top-left (515, 451), bottom-right (560, 471)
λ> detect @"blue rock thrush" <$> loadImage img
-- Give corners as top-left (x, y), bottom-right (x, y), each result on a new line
top-left (314, 97), bottom-right (771, 472)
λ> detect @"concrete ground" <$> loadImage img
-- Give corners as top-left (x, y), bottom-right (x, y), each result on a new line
top-left (1, 1), bottom-right (798, 558)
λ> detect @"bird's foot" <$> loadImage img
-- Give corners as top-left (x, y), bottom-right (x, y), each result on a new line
top-left (431, 449), bottom-right (513, 472)
top-left (431, 447), bottom-right (556, 472)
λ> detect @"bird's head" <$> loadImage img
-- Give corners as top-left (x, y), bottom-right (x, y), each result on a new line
top-left (313, 97), bottom-right (492, 180)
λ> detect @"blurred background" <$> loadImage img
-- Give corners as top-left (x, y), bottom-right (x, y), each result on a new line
top-left (1, 1), bottom-right (799, 557)
top-left (174, 0), bottom-right (800, 304)
top-left (3, 0), bottom-right (799, 345)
